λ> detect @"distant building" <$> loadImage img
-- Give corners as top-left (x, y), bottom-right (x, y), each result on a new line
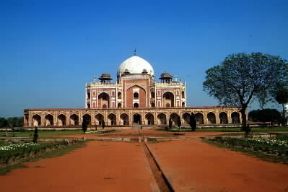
top-left (24, 54), bottom-right (241, 128)
top-left (86, 55), bottom-right (186, 109)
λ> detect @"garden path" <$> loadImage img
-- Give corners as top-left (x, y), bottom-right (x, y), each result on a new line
top-left (148, 132), bottom-right (288, 192)
top-left (0, 141), bottom-right (159, 192)
top-left (1, 130), bottom-right (288, 192)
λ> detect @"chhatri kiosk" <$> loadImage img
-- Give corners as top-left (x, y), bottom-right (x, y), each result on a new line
top-left (24, 54), bottom-right (241, 128)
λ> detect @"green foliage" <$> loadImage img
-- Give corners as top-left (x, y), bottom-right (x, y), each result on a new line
top-left (203, 52), bottom-right (288, 131)
top-left (189, 113), bottom-right (197, 131)
top-left (275, 87), bottom-right (288, 104)
top-left (177, 116), bottom-right (181, 128)
top-left (81, 120), bottom-right (88, 133)
top-left (33, 127), bottom-right (39, 143)
top-left (0, 139), bottom-right (85, 174)
top-left (207, 136), bottom-right (288, 163)
top-left (275, 87), bottom-right (288, 125)
top-left (248, 109), bottom-right (281, 124)
top-left (0, 118), bottom-right (8, 128)
top-left (168, 118), bottom-right (172, 129)
top-left (0, 117), bottom-right (23, 128)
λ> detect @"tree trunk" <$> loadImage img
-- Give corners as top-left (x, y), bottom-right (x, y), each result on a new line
top-left (240, 105), bottom-right (250, 135)
top-left (282, 104), bottom-right (286, 126)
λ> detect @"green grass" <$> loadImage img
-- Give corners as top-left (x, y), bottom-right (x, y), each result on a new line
top-left (203, 136), bottom-right (288, 164)
top-left (0, 164), bottom-right (27, 175)
top-left (0, 140), bottom-right (86, 175)
top-left (162, 126), bottom-right (288, 133)
top-left (0, 129), bottom-right (83, 138)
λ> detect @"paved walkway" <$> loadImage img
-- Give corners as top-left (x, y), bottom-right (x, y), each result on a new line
top-left (148, 132), bottom-right (288, 192)
top-left (0, 141), bottom-right (159, 192)
top-left (1, 130), bottom-right (288, 192)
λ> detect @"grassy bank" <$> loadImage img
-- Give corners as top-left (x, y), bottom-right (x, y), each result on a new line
top-left (164, 126), bottom-right (288, 133)
top-left (203, 134), bottom-right (288, 164)
top-left (0, 139), bottom-right (86, 174)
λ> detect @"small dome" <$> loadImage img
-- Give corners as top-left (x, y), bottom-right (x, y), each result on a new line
top-left (160, 72), bottom-right (173, 79)
top-left (99, 73), bottom-right (112, 80)
top-left (118, 55), bottom-right (154, 77)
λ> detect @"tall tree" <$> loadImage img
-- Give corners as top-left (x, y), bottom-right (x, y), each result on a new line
top-left (0, 117), bottom-right (8, 128)
top-left (33, 126), bottom-right (39, 143)
top-left (203, 53), bottom-right (288, 133)
top-left (275, 87), bottom-right (288, 126)
top-left (189, 113), bottom-right (197, 131)
top-left (248, 109), bottom-right (281, 125)
top-left (168, 118), bottom-right (172, 129)
top-left (81, 118), bottom-right (88, 133)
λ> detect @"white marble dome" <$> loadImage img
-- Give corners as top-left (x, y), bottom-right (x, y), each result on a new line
top-left (118, 55), bottom-right (154, 77)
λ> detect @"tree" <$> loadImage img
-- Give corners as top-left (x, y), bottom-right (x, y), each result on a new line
top-left (189, 113), bottom-right (197, 131)
top-left (5, 117), bottom-right (23, 128)
top-left (275, 87), bottom-right (288, 126)
top-left (168, 118), bottom-right (172, 129)
top-left (248, 109), bottom-right (281, 125)
top-left (177, 116), bottom-right (181, 128)
top-left (33, 126), bottom-right (39, 143)
top-left (203, 53), bottom-right (288, 134)
top-left (0, 117), bottom-right (8, 128)
top-left (81, 119), bottom-right (88, 133)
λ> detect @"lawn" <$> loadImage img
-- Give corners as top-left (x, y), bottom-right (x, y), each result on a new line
top-left (204, 133), bottom-right (288, 164)
top-left (0, 129), bottom-right (83, 138)
top-left (0, 138), bottom-right (86, 174)
top-left (165, 126), bottom-right (288, 133)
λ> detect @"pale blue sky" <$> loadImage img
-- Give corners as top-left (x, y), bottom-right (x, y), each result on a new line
top-left (1, 0), bottom-right (288, 117)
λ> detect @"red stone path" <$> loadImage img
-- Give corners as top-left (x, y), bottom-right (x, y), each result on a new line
top-left (0, 130), bottom-right (288, 192)
top-left (148, 132), bottom-right (288, 192)
top-left (0, 141), bottom-right (159, 192)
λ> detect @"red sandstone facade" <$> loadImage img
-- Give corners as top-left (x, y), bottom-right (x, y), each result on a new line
top-left (24, 55), bottom-right (241, 128)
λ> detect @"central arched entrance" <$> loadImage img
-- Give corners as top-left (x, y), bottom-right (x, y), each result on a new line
top-left (98, 92), bottom-right (110, 108)
top-left (163, 92), bottom-right (174, 107)
top-left (133, 114), bottom-right (142, 125)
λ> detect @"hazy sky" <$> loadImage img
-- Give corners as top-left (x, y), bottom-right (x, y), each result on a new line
top-left (1, 0), bottom-right (288, 117)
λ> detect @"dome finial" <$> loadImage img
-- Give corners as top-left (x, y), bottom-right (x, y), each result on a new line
top-left (133, 48), bottom-right (137, 56)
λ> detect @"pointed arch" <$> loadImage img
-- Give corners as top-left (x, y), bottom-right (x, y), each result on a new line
top-left (195, 113), bottom-right (204, 124)
top-left (170, 113), bottom-right (180, 126)
top-left (182, 112), bottom-right (190, 125)
top-left (95, 114), bottom-right (104, 125)
top-left (219, 112), bottom-right (228, 124)
top-left (157, 113), bottom-right (167, 125)
top-left (207, 112), bottom-right (216, 124)
top-left (231, 112), bottom-right (240, 124)
top-left (32, 114), bottom-right (41, 127)
top-left (127, 85), bottom-right (146, 108)
top-left (57, 114), bottom-right (66, 126)
top-left (108, 113), bottom-right (116, 126)
top-left (70, 114), bottom-right (79, 126)
top-left (45, 114), bottom-right (54, 126)
top-left (145, 113), bottom-right (154, 125)
top-left (133, 113), bottom-right (142, 125)
top-left (120, 113), bottom-right (129, 125)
